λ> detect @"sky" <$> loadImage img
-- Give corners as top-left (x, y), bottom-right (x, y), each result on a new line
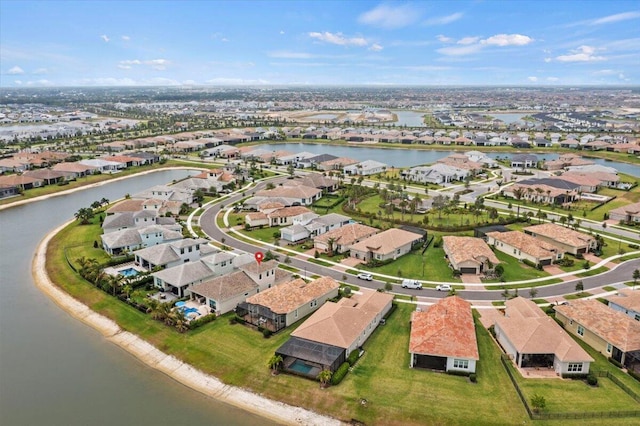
top-left (1, 0), bottom-right (639, 87)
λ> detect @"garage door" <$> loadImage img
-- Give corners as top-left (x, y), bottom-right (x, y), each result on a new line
top-left (460, 267), bottom-right (477, 274)
top-left (540, 259), bottom-right (552, 266)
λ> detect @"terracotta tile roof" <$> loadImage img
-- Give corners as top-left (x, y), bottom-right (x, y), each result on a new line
top-left (0, 174), bottom-right (43, 186)
top-left (524, 223), bottom-right (594, 248)
top-left (106, 199), bottom-right (145, 213)
top-left (238, 259), bottom-right (278, 275)
top-left (606, 289), bottom-right (640, 312)
top-left (555, 299), bottom-right (640, 352)
top-left (349, 228), bottom-right (422, 255)
top-left (268, 206), bottom-right (312, 218)
top-left (52, 162), bottom-right (97, 173)
top-left (256, 184), bottom-right (321, 200)
top-left (320, 157), bottom-right (359, 167)
top-left (245, 276), bottom-right (340, 314)
top-left (442, 236), bottom-right (500, 267)
top-left (487, 230), bottom-right (563, 258)
top-left (496, 297), bottom-right (593, 362)
top-left (314, 223), bottom-right (379, 246)
top-left (556, 174), bottom-right (601, 187)
top-left (409, 296), bottom-right (479, 360)
top-left (610, 201), bottom-right (640, 217)
top-left (246, 212), bottom-right (267, 221)
top-left (292, 290), bottom-right (393, 349)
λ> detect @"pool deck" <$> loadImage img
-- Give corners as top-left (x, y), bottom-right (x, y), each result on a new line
top-left (103, 261), bottom-right (147, 277)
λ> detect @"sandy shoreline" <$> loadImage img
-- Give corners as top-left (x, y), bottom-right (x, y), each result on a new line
top-left (27, 181), bottom-right (342, 425)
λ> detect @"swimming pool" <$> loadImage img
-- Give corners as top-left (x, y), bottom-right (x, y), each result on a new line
top-left (118, 267), bottom-right (139, 277)
top-left (175, 301), bottom-right (186, 308)
top-left (289, 359), bottom-right (314, 375)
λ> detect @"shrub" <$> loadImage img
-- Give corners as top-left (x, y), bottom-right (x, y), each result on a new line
top-left (262, 328), bottom-right (272, 338)
top-left (629, 243), bottom-right (639, 249)
top-left (488, 325), bottom-right (496, 338)
top-left (188, 313), bottom-right (216, 330)
top-left (587, 374), bottom-right (598, 386)
top-left (347, 350), bottom-right (360, 366)
top-left (447, 370), bottom-right (471, 377)
top-left (629, 369), bottom-right (640, 383)
top-left (469, 373), bottom-right (477, 383)
top-left (582, 260), bottom-right (590, 270)
top-left (330, 362), bottom-right (350, 385)
top-left (530, 394), bottom-right (546, 412)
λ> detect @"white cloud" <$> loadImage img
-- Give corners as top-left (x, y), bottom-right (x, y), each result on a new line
top-left (7, 66), bottom-right (24, 75)
top-left (117, 59), bottom-right (169, 70)
top-left (591, 11), bottom-right (640, 25)
top-left (221, 38), bottom-right (229, 42)
top-left (308, 32), bottom-right (368, 47)
top-left (100, 34), bottom-right (110, 42)
top-left (555, 45), bottom-right (605, 62)
top-left (528, 76), bottom-right (538, 82)
top-left (121, 35), bottom-right (130, 41)
top-left (481, 34), bottom-right (533, 46)
top-left (369, 43), bottom-right (384, 52)
top-left (280, 30), bottom-right (285, 35)
top-left (424, 12), bottom-right (463, 26)
top-left (33, 68), bottom-right (49, 75)
top-left (436, 44), bottom-right (484, 56)
top-left (437, 35), bottom-right (453, 43)
top-left (358, 4), bottom-right (421, 29)
top-left (457, 37), bottom-right (480, 45)
top-left (544, 57), bottom-right (552, 63)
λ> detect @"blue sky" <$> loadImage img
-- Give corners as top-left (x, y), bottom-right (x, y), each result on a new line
top-left (1, 1), bottom-right (639, 87)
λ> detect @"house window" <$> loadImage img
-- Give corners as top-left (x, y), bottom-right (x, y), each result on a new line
top-left (209, 300), bottom-right (217, 310)
top-left (635, 314), bottom-right (640, 322)
top-left (295, 309), bottom-right (298, 318)
top-left (453, 359), bottom-right (469, 369)
top-left (606, 343), bottom-right (612, 353)
top-left (567, 363), bottom-right (583, 372)
top-left (577, 325), bottom-right (584, 336)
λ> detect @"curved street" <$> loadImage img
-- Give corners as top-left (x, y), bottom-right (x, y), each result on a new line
top-left (196, 172), bottom-right (640, 304)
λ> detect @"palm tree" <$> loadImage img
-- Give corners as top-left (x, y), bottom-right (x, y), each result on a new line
top-left (173, 311), bottom-right (190, 333)
top-left (513, 187), bottom-right (524, 202)
top-left (317, 369), bottom-right (333, 388)
top-left (74, 207), bottom-right (94, 225)
top-left (327, 237), bottom-right (337, 257)
top-left (633, 269), bottom-right (640, 289)
top-left (267, 354), bottom-right (283, 374)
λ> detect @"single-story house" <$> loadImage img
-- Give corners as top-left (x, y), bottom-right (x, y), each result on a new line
top-left (0, 184), bottom-right (19, 199)
top-left (349, 228), bottom-right (424, 263)
top-left (442, 236), bottom-right (500, 275)
top-left (486, 230), bottom-right (563, 266)
top-left (409, 296), bottom-right (479, 373)
top-left (343, 160), bottom-right (387, 176)
top-left (523, 223), bottom-right (596, 255)
top-left (255, 184), bottom-right (322, 206)
top-left (314, 223), bottom-right (380, 254)
top-left (239, 276), bottom-right (340, 332)
top-left (298, 174), bottom-right (339, 192)
top-left (609, 201), bottom-right (640, 223)
top-left (555, 299), bottom-right (640, 371)
top-left (510, 154), bottom-right (538, 170)
top-left (275, 290), bottom-right (393, 376)
top-left (280, 213), bottom-right (351, 243)
top-left (0, 174), bottom-right (44, 190)
top-left (494, 297), bottom-right (593, 375)
top-left (606, 289), bottom-right (640, 321)
top-left (79, 158), bottom-right (125, 173)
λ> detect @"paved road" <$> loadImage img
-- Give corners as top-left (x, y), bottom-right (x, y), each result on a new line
top-left (197, 174), bottom-right (640, 302)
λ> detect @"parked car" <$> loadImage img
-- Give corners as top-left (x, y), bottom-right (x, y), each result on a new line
top-left (436, 284), bottom-right (452, 292)
top-left (357, 272), bottom-right (373, 281)
top-left (401, 279), bottom-right (422, 289)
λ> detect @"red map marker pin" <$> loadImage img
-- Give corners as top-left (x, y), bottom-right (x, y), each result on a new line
top-left (255, 251), bottom-right (264, 265)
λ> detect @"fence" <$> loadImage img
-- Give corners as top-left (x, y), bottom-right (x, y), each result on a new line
top-left (499, 355), bottom-right (640, 420)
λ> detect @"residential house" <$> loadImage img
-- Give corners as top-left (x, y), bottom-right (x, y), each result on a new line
top-left (494, 297), bottom-right (593, 375)
top-left (79, 158), bottom-right (125, 173)
top-left (523, 223), bottom-right (596, 255)
top-left (0, 174), bottom-right (44, 190)
top-left (133, 238), bottom-right (214, 271)
top-left (409, 296), bottom-right (479, 373)
top-left (349, 228), bottom-right (423, 263)
top-left (102, 210), bottom-right (176, 233)
top-left (314, 223), bottom-right (380, 254)
top-left (402, 163), bottom-right (469, 184)
top-left (275, 290), bottom-right (393, 376)
top-left (22, 169), bottom-right (67, 185)
top-left (239, 276), bottom-right (340, 332)
top-left (510, 154), bottom-right (538, 170)
top-left (606, 289), bottom-right (640, 321)
top-left (255, 184), bottom-right (322, 206)
top-left (343, 160), bottom-right (387, 176)
top-left (609, 202), bottom-right (640, 223)
top-left (280, 213), bottom-right (351, 243)
top-left (298, 174), bottom-right (339, 193)
top-left (555, 299), bottom-right (640, 371)
top-left (100, 224), bottom-right (183, 256)
top-left (486, 230), bottom-right (563, 266)
top-left (442, 236), bottom-right (500, 275)
top-left (188, 263), bottom-right (292, 316)
top-left (51, 162), bottom-right (97, 178)
top-left (0, 184), bottom-right (19, 199)
top-left (317, 156), bottom-right (359, 171)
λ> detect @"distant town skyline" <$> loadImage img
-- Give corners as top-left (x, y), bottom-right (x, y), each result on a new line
top-left (1, 0), bottom-right (639, 88)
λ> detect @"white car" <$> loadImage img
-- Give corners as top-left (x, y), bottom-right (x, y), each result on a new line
top-left (357, 272), bottom-right (373, 281)
top-left (436, 284), bottom-right (452, 292)
top-left (401, 279), bottom-right (422, 289)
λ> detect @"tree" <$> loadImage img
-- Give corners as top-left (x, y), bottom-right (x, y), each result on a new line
top-left (317, 369), bottom-right (333, 388)
top-left (575, 280), bottom-right (584, 293)
top-left (501, 288), bottom-right (511, 301)
top-left (531, 394), bottom-right (546, 413)
top-left (633, 269), bottom-right (639, 288)
top-left (74, 207), bottom-right (95, 225)
top-left (529, 287), bottom-right (538, 299)
top-left (267, 354), bottom-right (283, 374)
top-left (432, 195), bottom-right (449, 220)
top-left (494, 264), bottom-right (505, 278)
top-left (327, 237), bottom-right (337, 257)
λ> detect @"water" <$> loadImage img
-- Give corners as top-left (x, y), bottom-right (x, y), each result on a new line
top-left (391, 110), bottom-right (426, 127)
top-left (0, 169), bottom-right (277, 426)
top-left (487, 113), bottom-right (527, 124)
top-left (263, 143), bottom-right (640, 177)
top-left (118, 267), bottom-right (139, 277)
top-left (306, 113), bottom-right (338, 120)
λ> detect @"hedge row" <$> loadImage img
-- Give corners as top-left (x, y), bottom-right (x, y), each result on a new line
top-left (331, 362), bottom-right (350, 385)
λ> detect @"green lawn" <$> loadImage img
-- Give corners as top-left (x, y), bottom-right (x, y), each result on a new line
top-left (359, 246), bottom-right (462, 282)
top-left (485, 250), bottom-right (551, 282)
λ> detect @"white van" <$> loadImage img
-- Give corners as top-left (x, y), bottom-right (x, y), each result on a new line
top-left (401, 279), bottom-right (422, 289)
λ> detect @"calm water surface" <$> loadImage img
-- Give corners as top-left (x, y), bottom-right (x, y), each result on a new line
top-left (0, 169), bottom-right (278, 426)
top-left (265, 143), bottom-right (640, 177)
